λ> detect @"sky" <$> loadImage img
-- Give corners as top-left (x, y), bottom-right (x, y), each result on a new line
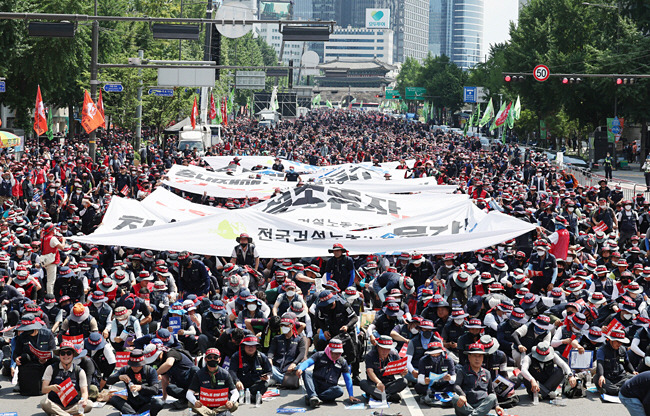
top-left (483, 0), bottom-right (520, 58)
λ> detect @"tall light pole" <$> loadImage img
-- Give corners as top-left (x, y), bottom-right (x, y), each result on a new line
top-left (89, 0), bottom-right (99, 162)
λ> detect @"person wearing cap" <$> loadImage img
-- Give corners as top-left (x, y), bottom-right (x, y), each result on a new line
top-left (13, 313), bottom-right (57, 395)
top-left (53, 265), bottom-right (84, 304)
top-left (592, 195), bottom-right (618, 233)
top-left (313, 289), bottom-right (361, 384)
top-left (368, 301), bottom-right (404, 344)
top-left (59, 302), bottom-right (98, 338)
top-left (41, 341), bottom-right (92, 415)
top-left (84, 332), bottom-right (117, 391)
top-left (442, 310), bottom-right (467, 356)
top-left (520, 341), bottom-right (575, 400)
top-left (109, 306), bottom-right (143, 351)
top-left (457, 319), bottom-right (485, 365)
top-left (452, 343), bottom-right (502, 416)
top-left (40, 293), bottom-right (64, 331)
top-left (229, 335), bottom-right (272, 396)
top-left (551, 311), bottom-right (589, 358)
top-left (405, 253), bottom-right (435, 288)
top-left (272, 280), bottom-right (307, 317)
top-left (296, 337), bottom-right (359, 407)
top-left (445, 271), bottom-right (474, 306)
top-left (230, 233), bottom-right (259, 271)
top-left (178, 251), bottom-right (211, 297)
top-left (39, 221), bottom-right (66, 295)
top-left (617, 200), bottom-right (639, 249)
top-left (416, 341), bottom-right (455, 405)
top-left (88, 291), bottom-right (112, 335)
top-left (323, 243), bottom-right (355, 292)
top-left (511, 314), bottom-right (553, 367)
top-left (187, 348), bottom-right (239, 416)
top-left (198, 300), bottom-right (231, 354)
top-left (484, 301), bottom-right (513, 338)
top-left (360, 335), bottom-right (408, 403)
top-left (267, 316), bottom-right (308, 386)
top-left (105, 348), bottom-right (164, 416)
top-left (527, 241), bottom-right (558, 294)
top-left (595, 329), bottom-right (637, 396)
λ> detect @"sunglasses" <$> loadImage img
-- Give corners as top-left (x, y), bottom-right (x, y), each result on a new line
top-left (59, 350), bottom-right (75, 356)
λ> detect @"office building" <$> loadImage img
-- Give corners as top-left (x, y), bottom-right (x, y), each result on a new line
top-left (428, 0), bottom-right (483, 69)
top-left (324, 27), bottom-right (394, 64)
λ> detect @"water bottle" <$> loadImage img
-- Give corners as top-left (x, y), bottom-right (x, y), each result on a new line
top-left (128, 381), bottom-right (139, 397)
top-left (245, 388), bottom-right (251, 404)
top-left (255, 391), bottom-right (262, 407)
top-left (238, 389), bottom-right (245, 404)
top-left (532, 391), bottom-right (539, 405)
top-left (585, 372), bottom-right (592, 386)
top-left (551, 392), bottom-right (566, 406)
top-left (78, 401), bottom-right (85, 415)
top-left (381, 389), bottom-right (387, 405)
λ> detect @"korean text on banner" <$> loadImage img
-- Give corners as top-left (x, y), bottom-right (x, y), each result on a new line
top-left (58, 377), bottom-right (78, 407)
top-left (29, 343), bottom-right (53, 360)
top-left (199, 387), bottom-right (229, 407)
top-left (115, 351), bottom-right (131, 368)
top-left (603, 318), bottom-right (624, 335)
top-left (62, 334), bottom-right (84, 349)
top-left (168, 317), bottom-right (181, 334)
top-left (382, 357), bottom-right (407, 376)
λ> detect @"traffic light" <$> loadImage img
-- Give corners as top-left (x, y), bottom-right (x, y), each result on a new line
top-left (504, 75), bottom-right (525, 83)
top-left (562, 77), bottom-right (581, 84)
top-left (616, 78), bottom-right (635, 85)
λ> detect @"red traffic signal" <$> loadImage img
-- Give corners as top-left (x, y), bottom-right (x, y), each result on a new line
top-left (616, 78), bottom-right (635, 85)
top-left (616, 78), bottom-right (623, 85)
top-left (562, 78), bottom-right (569, 84)
top-left (504, 75), bottom-right (512, 82)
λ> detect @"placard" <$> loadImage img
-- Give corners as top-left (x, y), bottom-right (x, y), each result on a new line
top-left (382, 357), bottom-right (407, 376)
top-left (168, 317), bottom-right (181, 334)
top-left (115, 351), bottom-right (131, 368)
top-left (593, 221), bottom-right (608, 233)
top-left (199, 387), bottom-right (229, 407)
top-left (29, 343), bottom-right (53, 360)
top-left (492, 374), bottom-right (515, 396)
top-left (58, 377), bottom-right (78, 407)
top-left (569, 350), bottom-right (594, 370)
top-left (603, 318), bottom-right (624, 335)
top-left (398, 343), bottom-right (408, 358)
top-left (62, 334), bottom-right (84, 349)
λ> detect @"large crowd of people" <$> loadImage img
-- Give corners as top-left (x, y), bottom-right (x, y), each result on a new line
top-left (0, 109), bottom-right (649, 416)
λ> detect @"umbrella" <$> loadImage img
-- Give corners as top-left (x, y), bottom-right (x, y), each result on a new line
top-left (0, 131), bottom-right (22, 148)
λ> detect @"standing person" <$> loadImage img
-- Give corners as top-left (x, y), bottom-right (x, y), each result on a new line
top-left (40, 222), bottom-right (65, 295)
top-left (105, 348), bottom-right (164, 416)
top-left (451, 343), bottom-right (503, 416)
top-left (323, 243), bottom-right (355, 290)
top-left (604, 153), bottom-right (613, 180)
top-left (230, 233), bottom-right (259, 270)
top-left (642, 155), bottom-right (650, 191)
top-left (40, 341), bottom-right (93, 416)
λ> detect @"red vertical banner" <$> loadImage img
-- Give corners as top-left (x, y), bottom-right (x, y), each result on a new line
top-left (209, 93), bottom-right (217, 121)
top-left (34, 85), bottom-right (48, 136)
top-left (190, 97), bottom-right (198, 129)
top-left (58, 377), bottom-right (78, 407)
top-left (97, 90), bottom-right (106, 129)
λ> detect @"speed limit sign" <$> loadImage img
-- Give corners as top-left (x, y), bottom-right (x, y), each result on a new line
top-left (533, 65), bottom-right (550, 82)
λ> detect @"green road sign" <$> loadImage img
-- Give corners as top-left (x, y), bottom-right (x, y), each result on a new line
top-left (385, 89), bottom-right (401, 99)
top-left (405, 87), bottom-right (426, 101)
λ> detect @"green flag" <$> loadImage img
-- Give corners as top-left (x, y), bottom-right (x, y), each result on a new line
top-left (479, 98), bottom-right (495, 127)
top-left (312, 94), bottom-right (321, 106)
top-left (462, 118), bottom-right (469, 137)
top-left (490, 101), bottom-right (507, 131)
top-left (506, 104), bottom-right (515, 129)
top-left (46, 108), bottom-right (54, 141)
top-left (360, 100), bottom-right (363, 109)
top-left (326, 100), bottom-right (333, 108)
top-left (513, 96), bottom-right (521, 120)
top-left (228, 90), bottom-right (235, 109)
top-left (473, 104), bottom-right (481, 126)
top-left (501, 125), bottom-right (507, 144)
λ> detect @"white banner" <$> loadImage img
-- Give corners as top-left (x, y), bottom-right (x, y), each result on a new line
top-left (204, 156), bottom-right (324, 173)
top-left (72, 202), bottom-right (534, 258)
top-left (94, 197), bottom-right (166, 235)
top-left (141, 188), bottom-right (222, 222)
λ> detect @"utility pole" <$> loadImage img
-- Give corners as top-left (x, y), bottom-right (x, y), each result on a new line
top-left (136, 49), bottom-right (143, 150)
top-left (89, 0), bottom-right (99, 162)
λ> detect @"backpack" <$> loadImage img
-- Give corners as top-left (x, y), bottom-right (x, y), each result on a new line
top-left (562, 372), bottom-right (587, 398)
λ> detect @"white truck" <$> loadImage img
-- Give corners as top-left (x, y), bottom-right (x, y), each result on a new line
top-left (178, 124), bottom-right (223, 156)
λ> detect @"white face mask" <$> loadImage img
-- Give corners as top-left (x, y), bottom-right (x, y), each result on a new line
top-left (247, 304), bottom-right (257, 311)
top-left (16, 250), bottom-right (23, 256)
top-left (537, 173), bottom-right (542, 177)
top-left (622, 313), bottom-right (632, 320)
top-left (92, 301), bottom-right (103, 308)
top-left (454, 318), bottom-right (465, 325)
top-left (566, 257), bottom-right (573, 262)
top-left (568, 207), bottom-right (574, 212)
top-left (76, 190), bottom-right (82, 194)
top-left (280, 326), bottom-right (291, 334)
top-left (600, 204), bottom-right (606, 208)
top-left (286, 291), bottom-right (296, 298)
top-left (536, 250), bottom-right (545, 257)
top-left (410, 327), bottom-right (419, 335)
top-left (645, 356), bottom-right (650, 367)
top-left (625, 205), bottom-right (632, 211)
top-left (212, 312), bottom-right (221, 318)
top-left (45, 303), bottom-right (55, 309)
top-left (445, 264), bottom-right (454, 269)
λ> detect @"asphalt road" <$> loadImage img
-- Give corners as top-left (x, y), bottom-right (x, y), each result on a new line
top-left (0, 371), bottom-right (631, 416)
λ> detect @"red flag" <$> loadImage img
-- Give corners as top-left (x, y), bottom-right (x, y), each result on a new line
top-left (190, 97), bottom-right (198, 129)
top-left (209, 93), bottom-right (217, 120)
top-left (81, 90), bottom-right (105, 134)
top-left (494, 102), bottom-right (512, 127)
top-left (34, 85), bottom-right (47, 136)
top-left (97, 90), bottom-right (106, 129)
top-left (221, 98), bottom-right (228, 126)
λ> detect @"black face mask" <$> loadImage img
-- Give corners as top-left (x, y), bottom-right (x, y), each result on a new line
top-left (206, 360), bottom-right (219, 368)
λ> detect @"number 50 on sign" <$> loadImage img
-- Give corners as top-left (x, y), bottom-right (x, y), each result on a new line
top-left (533, 65), bottom-right (550, 82)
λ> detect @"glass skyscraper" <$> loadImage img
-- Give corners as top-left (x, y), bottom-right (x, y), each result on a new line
top-left (429, 0), bottom-right (483, 69)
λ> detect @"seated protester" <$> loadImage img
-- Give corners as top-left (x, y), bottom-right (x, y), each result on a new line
top-left (23, 301), bottom-right (50, 329)
top-left (247, 315), bottom-right (281, 353)
top-left (84, 332), bottom-right (116, 391)
top-left (105, 348), bottom-right (164, 416)
top-left (342, 286), bottom-right (364, 316)
top-left (187, 348), bottom-right (239, 416)
top-left (551, 312), bottom-right (589, 357)
top-left (406, 319), bottom-right (437, 383)
top-left (368, 302), bottom-right (404, 344)
top-left (150, 279), bottom-right (172, 321)
top-left (390, 315), bottom-right (420, 353)
top-left (53, 266), bottom-right (84, 303)
top-left (596, 329), bottom-right (637, 396)
top-left (496, 307), bottom-right (528, 357)
top-left (452, 343), bottom-right (503, 416)
top-left (629, 319), bottom-right (650, 370)
top-left (215, 328), bottom-right (253, 368)
top-left (415, 288), bottom-right (435, 316)
top-left (619, 372), bottom-right (650, 416)
top-left (133, 328), bottom-right (182, 350)
top-left (109, 306), bottom-right (143, 351)
top-left (511, 315), bottom-right (553, 367)
top-left (60, 302), bottom-right (98, 339)
top-left (150, 342), bottom-right (199, 410)
top-left (198, 300), bottom-right (231, 354)
top-left (457, 319), bottom-right (485, 365)
top-left (360, 335), bottom-right (408, 403)
top-left (416, 341), bottom-right (456, 406)
top-left (13, 313), bottom-right (57, 396)
top-left (272, 280), bottom-right (307, 317)
top-left (236, 295), bottom-right (267, 329)
top-left (41, 293), bottom-right (64, 331)
top-left (229, 336), bottom-right (271, 397)
top-left (421, 295), bottom-right (451, 333)
top-left (601, 299), bottom-right (639, 338)
top-left (444, 271), bottom-right (474, 306)
top-left (40, 341), bottom-right (93, 416)
top-left (296, 338), bottom-right (360, 408)
top-left (87, 291), bottom-right (112, 336)
top-left (484, 301), bottom-right (513, 337)
top-left (520, 341), bottom-right (576, 400)
top-left (267, 316), bottom-right (307, 386)
top-left (180, 299), bottom-right (202, 353)
top-left (581, 327), bottom-right (606, 352)
top-left (442, 308), bottom-right (468, 357)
